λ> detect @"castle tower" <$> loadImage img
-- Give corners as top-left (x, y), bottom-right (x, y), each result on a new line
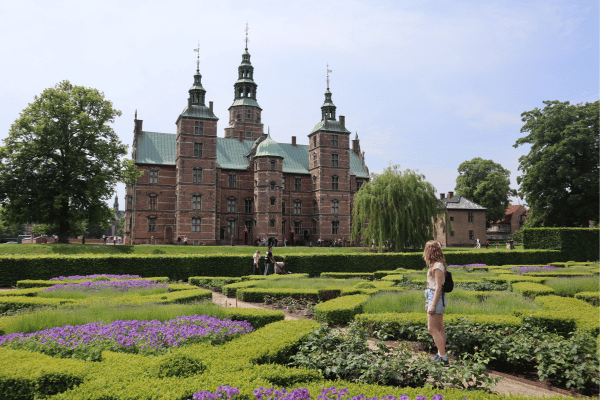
top-left (175, 45), bottom-right (219, 243)
top-left (253, 132), bottom-right (283, 241)
top-left (308, 66), bottom-right (351, 240)
top-left (224, 24), bottom-right (264, 141)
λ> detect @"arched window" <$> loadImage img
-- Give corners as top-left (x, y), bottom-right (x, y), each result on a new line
top-left (148, 194), bottom-right (157, 210)
top-left (331, 175), bottom-right (339, 190)
top-left (192, 216), bottom-right (201, 232)
top-left (192, 194), bottom-right (202, 210)
top-left (193, 167), bottom-right (202, 183)
top-left (331, 199), bottom-right (339, 214)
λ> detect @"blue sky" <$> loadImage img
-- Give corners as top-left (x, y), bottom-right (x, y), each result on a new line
top-left (0, 0), bottom-right (597, 209)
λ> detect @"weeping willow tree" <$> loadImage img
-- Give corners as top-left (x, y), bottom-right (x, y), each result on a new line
top-left (351, 165), bottom-right (444, 252)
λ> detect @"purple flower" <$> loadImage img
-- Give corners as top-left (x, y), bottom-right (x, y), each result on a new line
top-left (432, 395), bottom-right (444, 400)
top-left (50, 274), bottom-right (142, 281)
top-left (43, 280), bottom-right (169, 293)
top-left (509, 265), bottom-right (557, 275)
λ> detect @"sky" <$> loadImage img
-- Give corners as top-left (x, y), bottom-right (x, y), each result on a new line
top-left (0, 0), bottom-right (598, 210)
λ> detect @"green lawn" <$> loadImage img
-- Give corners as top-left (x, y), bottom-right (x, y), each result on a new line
top-left (0, 243), bottom-right (522, 256)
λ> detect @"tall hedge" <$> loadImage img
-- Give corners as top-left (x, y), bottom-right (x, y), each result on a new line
top-left (0, 250), bottom-right (563, 286)
top-left (522, 228), bottom-right (599, 262)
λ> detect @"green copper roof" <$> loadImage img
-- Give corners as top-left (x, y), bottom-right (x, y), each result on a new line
top-left (255, 134), bottom-right (284, 158)
top-left (216, 137), bottom-right (255, 170)
top-left (310, 119), bottom-right (351, 134)
top-left (135, 132), bottom-right (176, 165)
top-left (134, 132), bottom-right (369, 178)
top-left (179, 105), bottom-right (218, 120)
top-left (230, 98), bottom-right (261, 108)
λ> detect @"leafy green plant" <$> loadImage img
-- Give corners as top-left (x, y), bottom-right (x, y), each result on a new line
top-left (149, 353), bottom-right (206, 378)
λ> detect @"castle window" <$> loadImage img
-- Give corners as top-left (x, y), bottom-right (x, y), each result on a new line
top-left (236, 112), bottom-right (241, 121)
top-left (469, 230), bottom-right (474, 240)
top-left (312, 219), bottom-right (317, 234)
top-left (270, 197), bottom-right (276, 206)
top-left (331, 199), bottom-right (339, 214)
top-left (312, 175), bottom-right (317, 190)
top-left (228, 174), bottom-right (236, 188)
top-left (193, 167), bottom-right (202, 183)
top-left (331, 175), bottom-right (339, 190)
top-left (282, 220), bottom-right (286, 235)
top-left (246, 109), bottom-right (252, 119)
top-left (192, 195), bottom-right (202, 210)
top-left (270, 181), bottom-right (276, 190)
top-left (331, 220), bottom-right (339, 234)
top-left (270, 219), bottom-right (275, 228)
top-left (450, 230), bottom-right (454, 236)
top-left (148, 217), bottom-right (157, 232)
top-left (245, 198), bottom-right (253, 213)
top-left (294, 200), bottom-right (301, 215)
top-left (313, 199), bottom-right (317, 214)
top-left (356, 180), bottom-right (362, 191)
top-left (313, 153), bottom-right (317, 168)
top-left (227, 219), bottom-right (236, 234)
top-left (149, 170), bottom-right (158, 184)
top-left (294, 178), bottom-right (302, 191)
top-left (194, 143), bottom-right (203, 157)
top-left (294, 221), bottom-right (302, 234)
top-left (246, 131), bottom-right (253, 139)
top-left (148, 194), bottom-right (157, 210)
top-left (194, 121), bottom-right (203, 135)
top-left (282, 201), bottom-right (286, 214)
top-left (331, 134), bottom-right (338, 147)
top-left (449, 216), bottom-right (454, 221)
top-left (332, 153), bottom-right (338, 167)
top-left (313, 136), bottom-right (317, 148)
top-left (282, 177), bottom-right (285, 190)
top-left (468, 212), bottom-right (474, 223)
top-left (192, 217), bottom-right (201, 232)
top-left (227, 198), bottom-right (236, 213)
top-left (126, 196), bottom-right (132, 211)
top-left (270, 161), bottom-right (276, 171)
top-left (244, 220), bottom-right (253, 235)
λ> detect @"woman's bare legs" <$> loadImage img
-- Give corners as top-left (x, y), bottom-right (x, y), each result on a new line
top-left (427, 313), bottom-right (446, 356)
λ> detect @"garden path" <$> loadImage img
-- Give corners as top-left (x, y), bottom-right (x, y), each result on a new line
top-left (211, 290), bottom-right (575, 399)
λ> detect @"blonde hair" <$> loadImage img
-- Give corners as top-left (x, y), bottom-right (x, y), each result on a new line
top-left (423, 240), bottom-right (447, 270)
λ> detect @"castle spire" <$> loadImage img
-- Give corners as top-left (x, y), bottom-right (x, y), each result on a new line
top-left (321, 63), bottom-right (336, 121)
top-left (233, 24), bottom-right (258, 102)
top-left (189, 42), bottom-right (206, 106)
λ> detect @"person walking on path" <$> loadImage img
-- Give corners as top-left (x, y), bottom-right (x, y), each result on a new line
top-left (264, 246), bottom-right (275, 276)
top-left (475, 238), bottom-right (481, 249)
top-left (423, 240), bottom-right (449, 366)
top-left (252, 250), bottom-right (262, 275)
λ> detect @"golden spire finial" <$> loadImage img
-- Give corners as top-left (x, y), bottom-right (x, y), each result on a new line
top-left (194, 42), bottom-right (200, 72)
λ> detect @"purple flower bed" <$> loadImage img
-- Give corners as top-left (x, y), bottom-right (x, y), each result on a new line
top-left (509, 265), bottom-right (557, 275)
top-left (465, 264), bottom-right (486, 268)
top-left (447, 265), bottom-right (463, 268)
top-left (192, 387), bottom-right (446, 400)
top-left (43, 280), bottom-right (169, 293)
top-left (50, 274), bottom-right (142, 281)
top-left (0, 315), bottom-right (253, 356)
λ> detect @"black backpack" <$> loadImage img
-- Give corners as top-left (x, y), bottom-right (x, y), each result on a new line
top-left (443, 270), bottom-right (454, 293)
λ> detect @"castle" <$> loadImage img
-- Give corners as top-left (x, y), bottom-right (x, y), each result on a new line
top-left (123, 39), bottom-right (369, 246)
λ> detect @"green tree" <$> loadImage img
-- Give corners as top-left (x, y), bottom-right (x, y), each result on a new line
top-left (514, 100), bottom-right (599, 227)
top-left (0, 81), bottom-right (128, 242)
top-left (351, 165), bottom-right (443, 252)
top-left (0, 208), bottom-right (24, 238)
top-left (454, 158), bottom-right (517, 223)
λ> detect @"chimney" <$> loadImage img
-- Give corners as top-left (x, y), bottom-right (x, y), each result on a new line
top-left (440, 193), bottom-right (445, 200)
top-left (209, 101), bottom-right (214, 113)
top-left (134, 119), bottom-right (143, 135)
top-left (339, 115), bottom-right (345, 130)
top-left (238, 131), bottom-right (244, 141)
top-left (291, 136), bottom-right (296, 146)
top-left (448, 191), bottom-right (454, 198)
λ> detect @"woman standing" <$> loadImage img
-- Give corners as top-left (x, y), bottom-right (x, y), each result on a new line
top-left (252, 250), bottom-right (262, 275)
top-left (423, 240), bottom-right (449, 366)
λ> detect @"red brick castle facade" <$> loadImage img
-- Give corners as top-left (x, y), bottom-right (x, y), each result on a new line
top-left (123, 41), bottom-right (369, 245)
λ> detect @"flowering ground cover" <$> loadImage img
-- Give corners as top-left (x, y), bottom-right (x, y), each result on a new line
top-left (509, 266), bottom-right (557, 274)
top-left (50, 274), bottom-right (142, 281)
top-left (42, 279), bottom-right (170, 293)
top-left (0, 314), bottom-right (253, 359)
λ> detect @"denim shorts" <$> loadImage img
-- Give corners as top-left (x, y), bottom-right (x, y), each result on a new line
top-left (425, 288), bottom-right (446, 314)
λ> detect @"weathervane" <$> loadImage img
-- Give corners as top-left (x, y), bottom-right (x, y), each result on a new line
top-left (327, 63), bottom-right (332, 89)
top-left (194, 42), bottom-right (200, 72)
top-left (245, 22), bottom-right (249, 50)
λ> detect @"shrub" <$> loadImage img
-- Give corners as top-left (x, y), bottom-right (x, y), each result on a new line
top-left (511, 282), bottom-right (554, 298)
top-left (522, 227), bottom-right (599, 262)
top-left (313, 295), bottom-right (370, 325)
top-left (149, 353), bottom-right (206, 378)
top-left (575, 291), bottom-right (600, 306)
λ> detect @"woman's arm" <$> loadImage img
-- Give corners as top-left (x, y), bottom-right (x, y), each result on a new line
top-left (428, 268), bottom-right (444, 314)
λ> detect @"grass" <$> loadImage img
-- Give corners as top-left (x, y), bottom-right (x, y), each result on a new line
top-left (544, 276), bottom-right (600, 296)
top-left (37, 287), bottom-right (170, 299)
top-left (0, 243), bottom-right (524, 256)
top-left (1, 301), bottom-right (226, 335)
top-left (362, 289), bottom-right (542, 315)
